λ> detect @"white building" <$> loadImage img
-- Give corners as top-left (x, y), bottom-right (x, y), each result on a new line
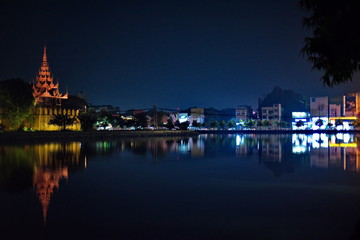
top-left (189, 108), bottom-right (205, 125)
top-left (236, 105), bottom-right (252, 122)
top-left (261, 104), bottom-right (282, 121)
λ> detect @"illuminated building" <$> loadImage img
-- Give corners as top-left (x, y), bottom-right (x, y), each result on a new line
top-left (32, 46), bottom-right (68, 107)
top-left (261, 104), bottom-right (282, 121)
top-left (329, 104), bottom-right (341, 117)
top-left (292, 112), bottom-right (310, 129)
top-left (343, 92), bottom-right (360, 117)
top-left (236, 105), bottom-right (252, 122)
top-left (310, 96), bottom-right (328, 117)
top-left (189, 108), bottom-right (205, 125)
top-left (309, 97), bottom-right (329, 130)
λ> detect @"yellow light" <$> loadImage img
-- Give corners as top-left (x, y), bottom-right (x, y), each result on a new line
top-left (329, 143), bottom-right (357, 147)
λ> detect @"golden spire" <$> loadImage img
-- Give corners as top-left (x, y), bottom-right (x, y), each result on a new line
top-left (43, 45), bottom-right (47, 62)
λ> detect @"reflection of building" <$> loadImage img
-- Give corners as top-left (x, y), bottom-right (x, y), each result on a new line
top-left (30, 142), bottom-right (83, 223)
top-left (236, 135), bottom-right (257, 156)
top-left (261, 104), bottom-right (282, 122)
top-left (33, 167), bottom-right (68, 224)
top-left (259, 135), bottom-right (282, 163)
top-left (32, 46), bottom-right (68, 107)
top-left (190, 138), bottom-right (204, 157)
top-left (292, 134), bottom-right (310, 153)
top-left (308, 134), bottom-right (360, 172)
top-left (310, 148), bottom-right (329, 168)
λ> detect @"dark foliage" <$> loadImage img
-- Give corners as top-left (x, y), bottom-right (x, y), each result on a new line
top-left (259, 87), bottom-right (308, 122)
top-left (134, 112), bottom-right (148, 128)
top-left (78, 112), bottom-right (97, 131)
top-left (0, 79), bottom-right (35, 130)
top-left (49, 113), bottom-right (78, 131)
top-left (300, 0), bottom-right (360, 86)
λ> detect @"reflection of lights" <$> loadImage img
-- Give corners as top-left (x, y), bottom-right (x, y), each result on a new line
top-left (311, 117), bottom-right (329, 130)
top-left (178, 140), bottom-right (190, 153)
top-left (292, 134), bottom-right (308, 153)
top-left (330, 135), bottom-right (336, 144)
top-left (312, 134), bottom-right (319, 148)
top-left (311, 133), bottom-right (328, 148)
top-left (336, 133), bottom-right (343, 140)
top-left (344, 133), bottom-right (350, 143)
top-left (293, 145), bottom-right (307, 154)
top-left (235, 135), bottom-right (244, 146)
top-left (236, 135), bottom-right (240, 146)
top-left (329, 143), bottom-right (357, 147)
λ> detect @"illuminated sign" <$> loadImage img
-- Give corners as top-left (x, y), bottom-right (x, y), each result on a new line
top-left (292, 112), bottom-right (308, 118)
top-left (178, 113), bottom-right (189, 123)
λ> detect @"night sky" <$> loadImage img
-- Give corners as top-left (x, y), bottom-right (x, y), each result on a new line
top-left (1, 0), bottom-right (359, 110)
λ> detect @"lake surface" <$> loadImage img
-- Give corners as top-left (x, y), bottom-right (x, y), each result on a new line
top-left (1, 133), bottom-right (360, 240)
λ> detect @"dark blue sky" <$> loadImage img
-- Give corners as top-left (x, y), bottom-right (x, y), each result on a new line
top-left (1, 0), bottom-right (359, 110)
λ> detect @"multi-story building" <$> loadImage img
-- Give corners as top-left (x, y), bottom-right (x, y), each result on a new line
top-left (261, 104), bottom-right (282, 121)
top-left (189, 108), bottom-right (205, 125)
top-left (310, 96), bottom-right (329, 117)
top-left (344, 92), bottom-right (360, 117)
top-left (235, 105), bottom-right (252, 122)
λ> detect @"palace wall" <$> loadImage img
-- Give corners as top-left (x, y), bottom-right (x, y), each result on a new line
top-left (0, 107), bottom-right (81, 131)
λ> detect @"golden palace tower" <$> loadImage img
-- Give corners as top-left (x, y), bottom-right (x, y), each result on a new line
top-left (32, 46), bottom-right (68, 107)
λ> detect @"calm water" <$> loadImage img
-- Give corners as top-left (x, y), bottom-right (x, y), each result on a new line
top-left (1, 134), bottom-right (360, 240)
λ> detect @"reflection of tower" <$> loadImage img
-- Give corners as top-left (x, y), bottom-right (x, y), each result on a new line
top-left (33, 167), bottom-right (68, 224)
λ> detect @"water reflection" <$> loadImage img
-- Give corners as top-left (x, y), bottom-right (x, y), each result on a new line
top-left (291, 133), bottom-right (360, 172)
top-left (0, 142), bottom-right (85, 223)
top-left (1, 134), bottom-right (360, 222)
top-left (1, 134), bottom-right (360, 239)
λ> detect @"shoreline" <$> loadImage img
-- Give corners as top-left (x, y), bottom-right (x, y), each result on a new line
top-left (1, 129), bottom-right (359, 143)
top-left (197, 129), bottom-right (360, 134)
top-left (0, 130), bottom-right (199, 143)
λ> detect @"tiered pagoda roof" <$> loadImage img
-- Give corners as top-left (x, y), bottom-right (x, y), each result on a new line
top-left (33, 46), bottom-right (68, 106)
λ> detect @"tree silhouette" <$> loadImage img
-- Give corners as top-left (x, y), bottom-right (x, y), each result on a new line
top-left (210, 120), bottom-right (219, 129)
top-left (227, 120), bottom-right (236, 129)
top-left (295, 120), bottom-right (304, 128)
top-left (192, 120), bottom-right (200, 128)
top-left (166, 119), bottom-right (175, 130)
top-left (179, 121), bottom-right (189, 130)
top-left (134, 112), bottom-right (148, 128)
top-left (219, 120), bottom-right (227, 129)
top-left (78, 112), bottom-right (97, 131)
top-left (259, 87), bottom-right (307, 122)
top-left (49, 113), bottom-right (78, 131)
top-left (0, 79), bottom-right (35, 130)
top-left (335, 119), bottom-right (343, 127)
top-left (315, 118), bottom-right (323, 128)
top-left (300, 0), bottom-right (360, 86)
